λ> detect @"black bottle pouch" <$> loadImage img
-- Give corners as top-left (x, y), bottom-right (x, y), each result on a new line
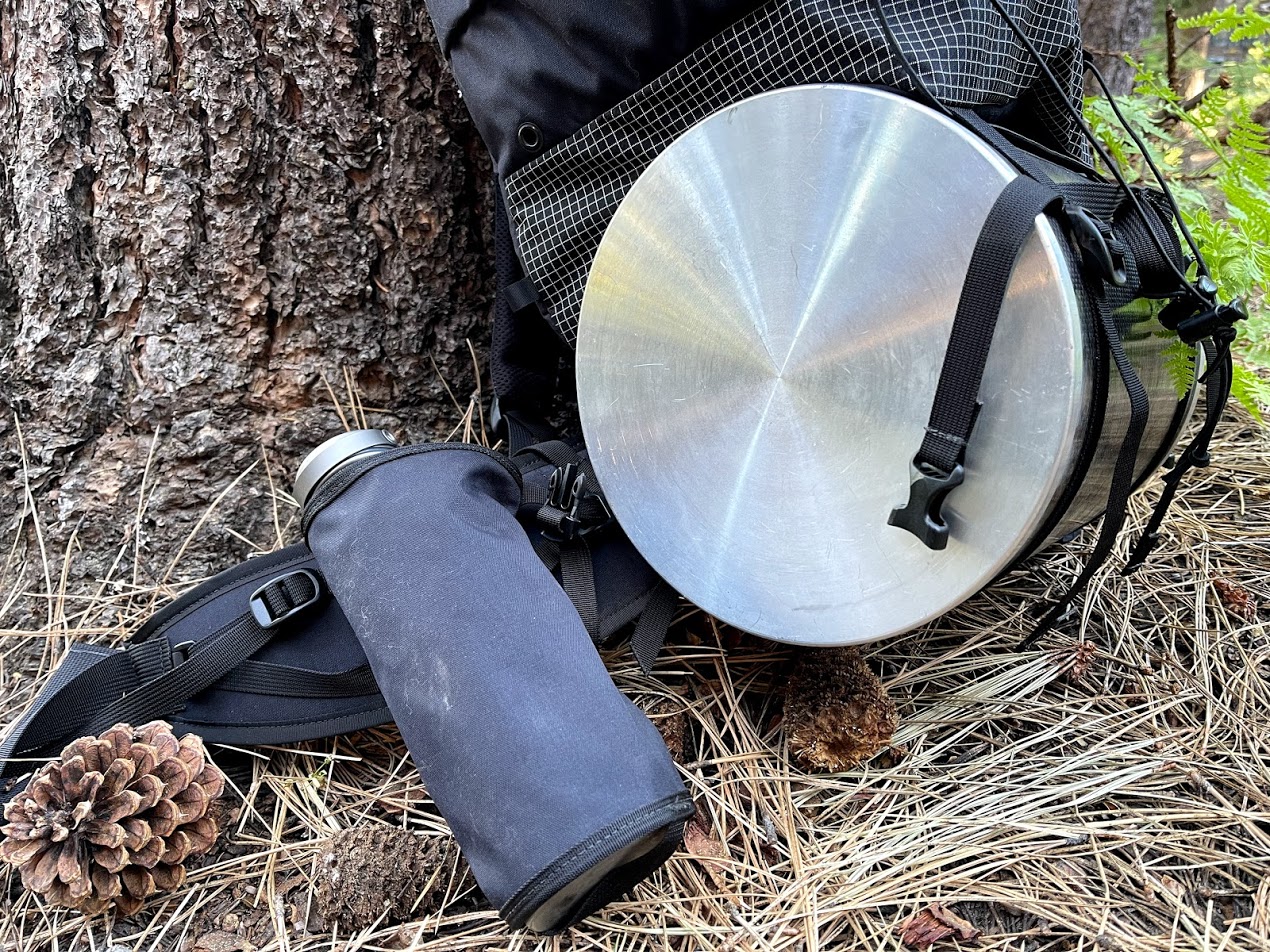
top-left (301, 442), bottom-right (692, 932)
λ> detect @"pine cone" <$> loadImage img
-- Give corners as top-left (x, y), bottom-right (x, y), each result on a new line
top-left (0, 721), bottom-right (227, 916)
top-left (784, 647), bottom-right (899, 772)
top-left (316, 827), bottom-right (462, 931)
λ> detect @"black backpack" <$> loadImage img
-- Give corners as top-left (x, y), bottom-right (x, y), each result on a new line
top-left (472, 0), bottom-right (1241, 642)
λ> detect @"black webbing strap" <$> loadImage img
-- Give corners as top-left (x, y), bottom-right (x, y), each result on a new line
top-left (955, 109), bottom-right (1062, 185)
top-left (0, 635), bottom-right (173, 783)
top-left (1115, 191), bottom-right (1185, 297)
top-left (1123, 338), bottom-right (1233, 574)
top-left (1021, 292), bottom-right (1152, 647)
top-left (86, 570), bottom-right (321, 735)
top-left (211, 660), bottom-right (378, 699)
top-left (890, 175), bottom-right (1067, 549)
top-left (514, 439), bottom-right (584, 471)
top-left (514, 442), bottom-right (607, 640)
top-left (628, 581), bottom-right (678, 675)
top-left (497, 407), bottom-right (558, 455)
top-left (513, 441), bottom-right (676, 660)
top-left (515, 442), bottom-right (612, 540)
top-left (0, 646), bottom-right (126, 792)
top-left (0, 570), bottom-right (321, 796)
top-left (559, 542), bottom-right (600, 639)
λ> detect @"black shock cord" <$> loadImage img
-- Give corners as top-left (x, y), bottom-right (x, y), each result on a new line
top-left (1081, 52), bottom-right (1210, 280)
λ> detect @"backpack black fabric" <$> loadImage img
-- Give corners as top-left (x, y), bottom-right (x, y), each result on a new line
top-left (432, 0), bottom-right (762, 176)
top-left (489, 0), bottom-right (1085, 341)
top-left (455, 0), bottom-right (1092, 452)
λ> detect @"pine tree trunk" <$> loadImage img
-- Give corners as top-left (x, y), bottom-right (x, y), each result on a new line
top-left (0, 0), bottom-right (492, 620)
top-left (1080, 0), bottom-right (1159, 95)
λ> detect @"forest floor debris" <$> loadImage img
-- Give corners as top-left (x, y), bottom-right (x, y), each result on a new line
top-left (2, 405), bottom-right (1269, 951)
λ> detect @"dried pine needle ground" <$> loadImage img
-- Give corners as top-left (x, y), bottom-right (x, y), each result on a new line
top-left (1, 408), bottom-right (1269, 952)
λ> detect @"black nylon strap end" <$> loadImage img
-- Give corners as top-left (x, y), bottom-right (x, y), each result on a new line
top-left (1122, 531), bottom-right (1160, 575)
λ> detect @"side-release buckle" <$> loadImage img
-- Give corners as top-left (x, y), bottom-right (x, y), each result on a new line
top-left (543, 464), bottom-right (613, 542)
top-left (249, 569), bottom-right (323, 629)
top-left (1065, 207), bottom-right (1128, 287)
top-left (888, 460), bottom-right (966, 551)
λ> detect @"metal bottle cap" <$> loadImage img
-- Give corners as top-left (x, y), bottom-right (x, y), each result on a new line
top-left (293, 429), bottom-right (398, 508)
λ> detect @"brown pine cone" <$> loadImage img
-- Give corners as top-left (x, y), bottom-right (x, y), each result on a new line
top-left (316, 827), bottom-right (462, 931)
top-left (0, 720), bottom-right (227, 916)
top-left (784, 647), bottom-right (899, 772)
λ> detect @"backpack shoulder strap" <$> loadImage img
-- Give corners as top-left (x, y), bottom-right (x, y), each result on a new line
top-left (0, 549), bottom-right (326, 800)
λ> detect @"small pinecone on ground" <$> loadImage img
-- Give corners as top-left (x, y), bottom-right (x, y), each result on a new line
top-left (0, 721), bottom-right (226, 915)
top-left (784, 647), bottom-right (899, 772)
top-left (316, 827), bottom-right (460, 931)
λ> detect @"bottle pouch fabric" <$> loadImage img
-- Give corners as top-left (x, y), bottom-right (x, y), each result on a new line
top-left (301, 442), bottom-right (692, 932)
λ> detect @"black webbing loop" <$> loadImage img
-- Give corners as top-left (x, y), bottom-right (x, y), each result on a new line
top-left (505, 277), bottom-right (541, 314)
top-left (1021, 293), bottom-right (1152, 648)
top-left (213, 661), bottom-right (378, 698)
top-left (629, 582), bottom-right (678, 675)
top-left (916, 175), bottom-right (1065, 473)
top-left (891, 175), bottom-right (1066, 549)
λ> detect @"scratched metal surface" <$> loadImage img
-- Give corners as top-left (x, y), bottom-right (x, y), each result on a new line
top-left (576, 85), bottom-right (1090, 645)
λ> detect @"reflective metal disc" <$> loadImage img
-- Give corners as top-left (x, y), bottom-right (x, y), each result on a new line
top-left (576, 85), bottom-right (1088, 646)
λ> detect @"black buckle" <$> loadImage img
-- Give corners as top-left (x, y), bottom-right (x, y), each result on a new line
top-left (1065, 207), bottom-right (1128, 287)
top-left (543, 464), bottom-right (613, 542)
top-left (249, 569), bottom-right (323, 629)
top-left (888, 460), bottom-right (965, 551)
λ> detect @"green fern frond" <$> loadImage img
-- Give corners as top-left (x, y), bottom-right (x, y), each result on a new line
top-left (1230, 364), bottom-right (1269, 422)
top-left (1163, 340), bottom-right (1199, 399)
top-left (1178, 4), bottom-right (1270, 42)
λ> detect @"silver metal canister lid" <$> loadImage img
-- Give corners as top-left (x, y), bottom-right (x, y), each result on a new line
top-left (574, 85), bottom-right (1085, 647)
top-left (293, 429), bottom-right (398, 508)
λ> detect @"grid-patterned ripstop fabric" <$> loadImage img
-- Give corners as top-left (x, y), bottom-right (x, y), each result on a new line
top-left (503, 0), bottom-right (1086, 344)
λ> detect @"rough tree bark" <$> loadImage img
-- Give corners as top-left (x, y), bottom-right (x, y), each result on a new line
top-left (0, 0), bottom-right (492, 622)
top-left (1079, 0), bottom-right (1159, 95)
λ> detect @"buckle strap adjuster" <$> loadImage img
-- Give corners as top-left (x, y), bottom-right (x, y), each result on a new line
top-left (888, 460), bottom-right (966, 551)
top-left (1065, 206), bottom-right (1128, 287)
top-left (249, 569), bottom-right (323, 629)
top-left (542, 464), bottom-right (613, 542)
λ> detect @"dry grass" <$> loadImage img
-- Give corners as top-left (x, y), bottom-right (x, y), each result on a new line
top-left (1, 391), bottom-right (1268, 951)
